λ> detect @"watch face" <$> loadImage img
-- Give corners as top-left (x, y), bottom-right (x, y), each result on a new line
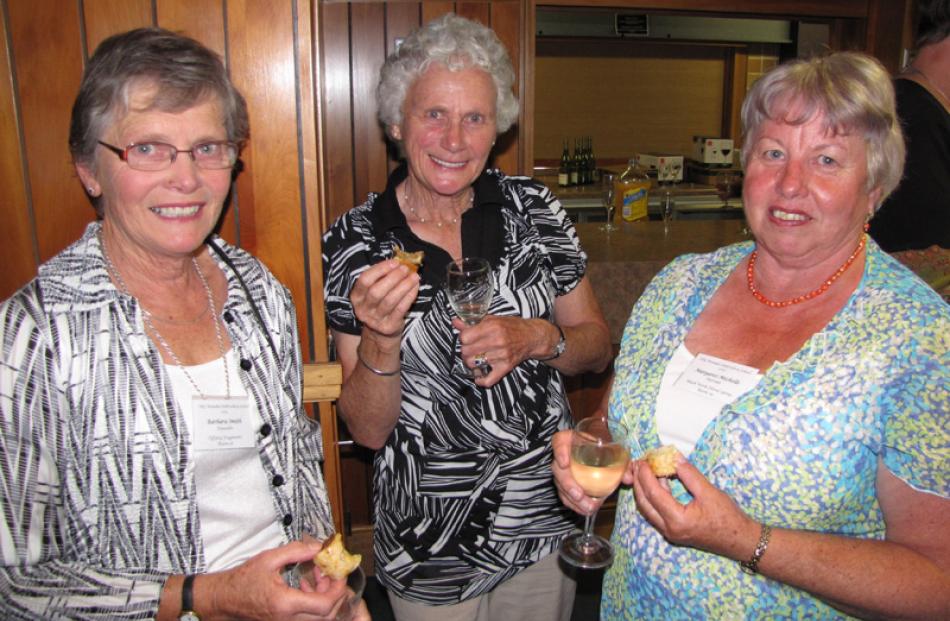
top-left (179, 612), bottom-right (200, 621)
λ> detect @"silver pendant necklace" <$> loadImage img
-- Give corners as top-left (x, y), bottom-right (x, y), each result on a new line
top-left (100, 234), bottom-right (231, 399)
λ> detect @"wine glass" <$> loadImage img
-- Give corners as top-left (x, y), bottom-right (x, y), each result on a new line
top-left (446, 257), bottom-right (493, 378)
top-left (661, 189), bottom-right (676, 236)
top-left (715, 172), bottom-right (738, 208)
top-left (294, 560), bottom-right (366, 620)
top-left (560, 416), bottom-right (629, 569)
top-left (600, 173), bottom-right (617, 232)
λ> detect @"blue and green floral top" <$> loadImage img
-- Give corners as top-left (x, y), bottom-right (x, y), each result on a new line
top-left (603, 239), bottom-right (949, 620)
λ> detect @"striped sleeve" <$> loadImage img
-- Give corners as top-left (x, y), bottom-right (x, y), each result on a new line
top-left (0, 283), bottom-right (164, 620)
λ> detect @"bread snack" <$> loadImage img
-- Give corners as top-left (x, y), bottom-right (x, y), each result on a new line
top-left (394, 248), bottom-right (424, 273)
top-left (644, 445), bottom-right (681, 478)
top-left (314, 533), bottom-right (362, 580)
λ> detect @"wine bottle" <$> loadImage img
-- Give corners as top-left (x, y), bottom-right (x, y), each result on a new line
top-left (570, 139), bottom-right (580, 186)
top-left (558, 140), bottom-right (570, 187)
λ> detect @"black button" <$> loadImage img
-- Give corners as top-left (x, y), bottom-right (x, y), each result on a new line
top-left (223, 311), bottom-right (234, 323)
top-left (272, 474), bottom-right (285, 487)
top-left (260, 424), bottom-right (272, 437)
top-left (282, 513), bottom-right (293, 526)
top-left (240, 359), bottom-right (252, 371)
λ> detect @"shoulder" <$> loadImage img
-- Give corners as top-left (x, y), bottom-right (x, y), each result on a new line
top-left (487, 170), bottom-right (558, 209)
top-left (655, 242), bottom-right (751, 286)
top-left (324, 195), bottom-right (379, 246)
top-left (859, 243), bottom-right (950, 332)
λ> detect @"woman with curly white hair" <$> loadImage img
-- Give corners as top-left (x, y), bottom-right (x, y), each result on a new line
top-left (322, 12), bottom-right (611, 621)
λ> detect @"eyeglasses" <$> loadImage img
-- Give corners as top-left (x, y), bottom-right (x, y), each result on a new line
top-left (97, 140), bottom-right (239, 171)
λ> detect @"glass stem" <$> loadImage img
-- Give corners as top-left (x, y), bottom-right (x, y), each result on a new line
top-left (582, 507), bottom-right (600, 543)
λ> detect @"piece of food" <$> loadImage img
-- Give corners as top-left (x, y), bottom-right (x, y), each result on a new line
top-left (644, 445), bottom-right (681, 478)
top-left (313, 533), bottom-right (362, 580)
top-left (394, 248), bottom-right (424, 273)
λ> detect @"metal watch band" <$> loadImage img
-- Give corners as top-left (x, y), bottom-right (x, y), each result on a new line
top-left (537, 322), bottom-right (566, 361)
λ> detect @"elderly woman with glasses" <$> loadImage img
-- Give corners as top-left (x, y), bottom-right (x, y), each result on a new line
top-left (0, 28), bottom-right (367, 621)
top-left (553, 51), bottom-right (949, 620)
top-left (322, 12), bottom-right (611, 621)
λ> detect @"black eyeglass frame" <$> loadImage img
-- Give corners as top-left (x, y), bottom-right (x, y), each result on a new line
top-left (96, 140), bottom-right (239, 171)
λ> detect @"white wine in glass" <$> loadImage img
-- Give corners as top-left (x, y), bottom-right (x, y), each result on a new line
top-left (560, 416), bottom-right (628, 569)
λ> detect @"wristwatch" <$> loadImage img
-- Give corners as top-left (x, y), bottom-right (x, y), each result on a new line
top-left (537, 323), bottom-right (566, 361)
top-left (179, 574), bottom-right (200, 621)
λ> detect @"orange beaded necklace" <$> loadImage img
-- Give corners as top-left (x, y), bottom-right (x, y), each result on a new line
top-left (746, 234), bottom-right (867, 308)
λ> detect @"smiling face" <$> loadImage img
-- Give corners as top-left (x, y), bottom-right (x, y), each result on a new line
top-left (743, 111), bottom-right (881, 269)
top-left (77, 83), bottom-right (234, 264)
top-left (391, 64), bottom-right (497, 201)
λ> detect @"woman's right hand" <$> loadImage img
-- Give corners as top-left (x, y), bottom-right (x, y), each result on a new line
top-left (191, 540), bottom-right (352, 620)
top-left (351, 259), bottom-right (420, 340)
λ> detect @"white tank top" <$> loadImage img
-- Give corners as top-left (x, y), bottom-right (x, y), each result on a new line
top-left (165, 349), bottom-right (285, 571)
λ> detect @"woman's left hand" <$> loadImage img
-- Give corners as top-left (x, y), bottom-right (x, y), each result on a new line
top-left (631, 457), bottom-right (759, 560)
top-left (452, 316), bottom-right (549, 387)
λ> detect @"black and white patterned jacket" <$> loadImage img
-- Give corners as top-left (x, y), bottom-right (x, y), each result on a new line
top-left (0, 222), bottom-right (332, 619)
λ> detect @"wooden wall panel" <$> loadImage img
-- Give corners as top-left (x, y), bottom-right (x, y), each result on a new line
top-left (82, 0), bottom-right (152, 52)
top-left (157, 0), bottom-right (227, 59)
top-left (0, 7), bottom-right (37, 295)
top-left (350, 4), bottom-right (388, 205)
top-left (457, 2), bottom-right (490, 25)
top-left (422, 2), bottom-right (455, 23)
top-left (490, 1), bottom-right (523, 175)
top-left (6, 1), bottom-right (86, 269)
top-left (321, 3), bottom-right (356, 224)
top-left (227, 0), bottom-right (311, 347)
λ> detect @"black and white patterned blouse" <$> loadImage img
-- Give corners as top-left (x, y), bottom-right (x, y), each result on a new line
top-left (323, 165), bottom-right (586, 604)
top-left (0, 222), bottom-right (333, 619)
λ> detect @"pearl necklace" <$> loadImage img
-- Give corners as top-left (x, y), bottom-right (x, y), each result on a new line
top-left (100, 234), bottom-right (231, 398)
top-left (403, 186), bottom-right (471, 228)
top-left (746, 234), bottom-right (867, 308)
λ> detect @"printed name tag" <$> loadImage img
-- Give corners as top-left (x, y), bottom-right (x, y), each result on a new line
top-left (674, 353), bottom-right (760, 402)
top-left (192, 396), bottom-right (254, 450)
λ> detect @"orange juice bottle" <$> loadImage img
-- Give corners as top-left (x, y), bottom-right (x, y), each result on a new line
top-left (616, 157), bottom-right (650, 222)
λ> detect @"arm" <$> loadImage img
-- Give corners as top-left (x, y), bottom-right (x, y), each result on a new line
top-left (632, 457), bottom-right (950, 620)
top-left (333, 259), bottom-right (420, 449)
top-left (153, 541), bottom-right (353, 621)
top-left (456, 275), bottom-right (612, 388)
top-left (0, 288), bottom-right (169, 619)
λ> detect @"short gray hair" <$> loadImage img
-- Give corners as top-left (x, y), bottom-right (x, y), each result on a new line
top-left (376, 13), bottom-right (519, 136)
top-left (69, 27), bottom-right (249, 169)
top-left (740, 51), bottom-right (904, 210)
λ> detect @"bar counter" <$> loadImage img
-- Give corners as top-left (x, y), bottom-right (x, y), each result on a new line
top-left (575, 219), bottom-right (749, 343)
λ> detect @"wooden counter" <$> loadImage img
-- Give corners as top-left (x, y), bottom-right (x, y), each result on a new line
top-left (575, 220), bottom-right (749, 343)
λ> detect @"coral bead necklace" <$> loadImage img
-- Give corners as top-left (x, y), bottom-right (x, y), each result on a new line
top-left (746, 234), bottom-right (867, 308)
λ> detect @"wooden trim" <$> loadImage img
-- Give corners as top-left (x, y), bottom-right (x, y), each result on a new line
top-left (533, 0), bottom-right (868, 19)
top-left (302, 362), bottom-right (343, 402)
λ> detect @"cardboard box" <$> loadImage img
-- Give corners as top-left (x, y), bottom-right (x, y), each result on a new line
top-left (636, 152), bottom-right (684, 182)
top-left (692, 137), bottom-right (735, 166)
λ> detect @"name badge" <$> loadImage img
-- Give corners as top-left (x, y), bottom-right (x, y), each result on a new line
top-left (674, 354), bottom-right (760, 403)
top-left (192, 396), bottom-right (254, 451)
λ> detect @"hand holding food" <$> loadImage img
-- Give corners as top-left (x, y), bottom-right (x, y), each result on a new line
top-left (644, 445), bottom-right (682, 478)
top-left (314, 533), bottom-right (362, 580)
top-left (394, 248), bottom-right (424, 273)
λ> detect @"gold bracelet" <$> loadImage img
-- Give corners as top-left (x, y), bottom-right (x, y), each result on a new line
top-left (356, 343), bottom-right (400, 377)
top-left (740, 523), bottom-right (772, 575)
